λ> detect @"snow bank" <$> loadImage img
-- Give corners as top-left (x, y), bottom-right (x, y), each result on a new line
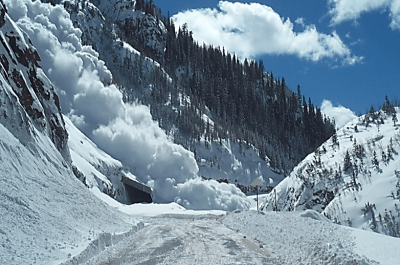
top-left (60, 222), bottom-right (145, 265)
top-left (352, 228), bottom-right (400, 265)
top-left (0, 122), bottom-right (134, 265)
top-left (4, 0), bottom-right (250, 211)
top-left (223, 210), bottom-right (381, 264)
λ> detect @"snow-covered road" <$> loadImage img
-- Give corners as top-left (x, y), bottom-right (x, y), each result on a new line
top-left (85, 215), bottom-right (278, 264)
top-left (77, 209), bottom-right (400, 265)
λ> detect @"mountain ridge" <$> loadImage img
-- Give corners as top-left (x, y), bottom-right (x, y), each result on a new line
top-left (261, 104), bottom-right (400, 237)
top-left (55, 0), bottom-right (335, 189)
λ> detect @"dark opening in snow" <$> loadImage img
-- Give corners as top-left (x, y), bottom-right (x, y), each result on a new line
top-left (121, 176), bottom-right (153, 204)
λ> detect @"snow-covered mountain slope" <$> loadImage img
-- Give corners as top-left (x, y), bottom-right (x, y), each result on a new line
top-left (62, 0), bottom-right (167, 91)
top-left (0, 113), bottom-right (138, 265)
top-left (0, 0), bottom-right (69, 161)
top-left (57, 0), bottom-right (286, 191)
top-left (195, 138), bottom-right (284, 192)
top-left (65, 115), bottom-right (141, 203)
top-left (0, 2), bottom-right (137, 264)
top-left (261, 107), bottom-right (400, 237)
top-left (4, 0), bottom-right (251, 211)
top-left (70, 0), bottom-right (166, 60)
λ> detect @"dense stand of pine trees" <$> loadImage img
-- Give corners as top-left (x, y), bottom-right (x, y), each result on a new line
top-left (118, 5), bottom-right (335, 173)
top-left (62, 0), bottom-right (336, 174)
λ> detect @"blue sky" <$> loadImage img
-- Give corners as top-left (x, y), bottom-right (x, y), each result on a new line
top-left (153, 0), bottom-right (400, 123)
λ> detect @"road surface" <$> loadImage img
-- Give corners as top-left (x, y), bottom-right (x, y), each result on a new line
top-left (88, 214), bottom-right (279, 265)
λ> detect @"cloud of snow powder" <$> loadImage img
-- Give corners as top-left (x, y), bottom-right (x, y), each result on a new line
top-left (321, 99), bottom-right (357, 128)
top-left (172, 1), bottom-right (361, 65)
top-left (5, 0), bottom-right (249, 210)
top-left (328, 0), bottom-right (400, 30)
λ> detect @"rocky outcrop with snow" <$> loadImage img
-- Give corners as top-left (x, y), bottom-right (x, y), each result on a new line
top-left (0, 0), bottom-right (69, 161)
top-left (63, 0), bottom-right (166, 62)
top-left (261, 107), bottom-right (400, 237)
top-left (64, 115), bottom-right (142, 203)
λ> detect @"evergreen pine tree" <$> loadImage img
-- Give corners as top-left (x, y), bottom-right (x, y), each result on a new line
top-left (382, 151), bottom-right (387, 163)
top-left (331, 131), bottom-right (339, 148)
top-left (343, 150), bottom-right (352, 172)
top-left (372, 151), bottom-right (379, 168)
top-left (393, 112), bottom-right (398, 126)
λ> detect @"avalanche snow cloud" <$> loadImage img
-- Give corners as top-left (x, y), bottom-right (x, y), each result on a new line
top-left (321, 99), bottom-right (357, 128)
top-left (172, 1), bottom-right (362, 65)
top-left (5, 0), bottom-right (250, 211)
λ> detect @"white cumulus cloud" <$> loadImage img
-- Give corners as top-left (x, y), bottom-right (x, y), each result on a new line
top-left (329, 0), bottom-right (400, 30)
top-left (172, 1), bottom-right (361, 65)
top-left (321, 100), bottom-right (357, 128)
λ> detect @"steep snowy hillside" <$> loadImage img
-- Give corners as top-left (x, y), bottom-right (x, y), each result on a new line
top-left (0, 2), bottom-right (137, 264)
top-left (65, 115), bottom-right (142, 203)
top-left (59, 0), bottom-right (283, 190)
top-left (261, 106), bottom-right (400, 237)
top-left (0, 0), bottom-right (69, 161)
top-left (4, 0), bottom-right (251, 210)
top-left (0, 110), bottom-right (138, 265)
top-left (195, 139), bottom-right (284, 192)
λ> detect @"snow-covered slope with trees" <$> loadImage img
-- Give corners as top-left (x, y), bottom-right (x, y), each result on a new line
top-left (3, 0), bottom-right (251, 210)
top-left (261, 102), bottom-right (400, 237)
top-left (52, 0), bottom-right (335, 192)
top-left (57, 0), bottom-right (284, 191)
top-left (1, 0), bottom-right (400, 264)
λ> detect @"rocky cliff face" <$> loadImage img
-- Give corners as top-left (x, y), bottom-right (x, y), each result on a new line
top-left (0, 0), bottom-right (70, 162)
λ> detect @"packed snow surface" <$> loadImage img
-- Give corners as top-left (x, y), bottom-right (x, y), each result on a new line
top-left (62, 206), bottom-right (400, 265)
top-left (81, 215), bottom-right (278, 265)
